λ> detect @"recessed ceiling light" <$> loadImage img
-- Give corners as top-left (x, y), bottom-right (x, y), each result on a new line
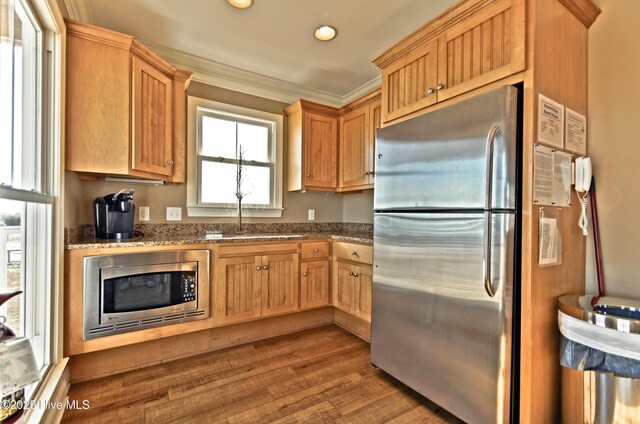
top-left (227, 0), bottom-right (252, 9)
top-left (314, 25), bottom-right (337, 41)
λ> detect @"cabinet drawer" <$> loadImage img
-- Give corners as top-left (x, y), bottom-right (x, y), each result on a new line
top-left (301, 241), bottom-right (330, 260)
top-left (334, 242), bottom-right (372, 265)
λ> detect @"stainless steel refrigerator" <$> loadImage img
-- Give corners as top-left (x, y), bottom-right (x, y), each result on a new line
top-left (371, 85), bottom-right (520, 424)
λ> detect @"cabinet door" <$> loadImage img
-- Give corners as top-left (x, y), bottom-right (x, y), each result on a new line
top-left (381, 38), bottom-right (438, 123)
top-left (300, 260), bottom-right (330, 310)
top-left (333, 262), bottom-right (356, 314)
top-left (132, 57), bottom-right (173, 176)
top-left (367, 99), bottom-right (382, 184)
top-left (339, 106), bottom-right (370, 190)
top-left (303, 112), bottom-right (338, 189)
top-left (354, 265), bottom-right (373, 323)
top-left (436, 0), bottom-right (525, 102)
top-left (216, 255), bottom-right (262, 325)
top-left (261, 253), bottom-right (299, 316)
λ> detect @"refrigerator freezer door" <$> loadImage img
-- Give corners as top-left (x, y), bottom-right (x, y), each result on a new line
top-left (371, 212), bottom-right (515, 424)
top-left (374, 85), bottom-right (518, 212)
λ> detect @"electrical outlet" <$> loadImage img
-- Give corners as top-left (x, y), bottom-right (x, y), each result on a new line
top-left (308, 209), bottom-right (315, 221)
top-left (166, 207), bottom-right (182, 221)
top-left (139, 206), bottom-right (150, 222)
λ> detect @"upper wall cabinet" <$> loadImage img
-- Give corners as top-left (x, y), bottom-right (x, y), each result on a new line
top-left (338, 90), bottom-right (381, 192)
top-left (285, 100), bottom-right (339, 192)
top-left (65, 20), bottom-right (192, 182)
top-left (374, 0), bottom-right (525, 124)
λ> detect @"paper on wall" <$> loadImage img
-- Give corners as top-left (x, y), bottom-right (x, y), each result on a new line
top-left (538, 94), bottom-right (564, 148)
top-left (533, 144), bottom-right (572, 207)
top-left (565, 107), bottom-right (587, 155)
top-left (539, 217), bottom-right (561, 266)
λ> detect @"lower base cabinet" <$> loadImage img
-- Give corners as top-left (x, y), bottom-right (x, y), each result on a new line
top-left (333, 262), bottom-right (373, 323)
top-left (300, 260), bottom-right (330, 309)
top-left (216, 248), bottom-right (299, 325)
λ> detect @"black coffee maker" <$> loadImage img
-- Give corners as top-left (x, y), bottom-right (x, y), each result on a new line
top-left (93, 189), bottom-right (136, 239)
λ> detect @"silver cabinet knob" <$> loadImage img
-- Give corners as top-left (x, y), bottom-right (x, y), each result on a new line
top-left (303, 272), bottom-right (308, 276)
top-left (427, 87), bottom-right (434, 94)
top-left (306, 174), bottom-right (311, 177)
top-left (353, 273), bottom-right (359, 277)
top-left (167, 160), bottom-right (174, 165)
top-left (262, 265), bottom-right (269, 270)
top-left (351, 251), bottom-right (357, 256)
top-left (313, 248), bottom-right (319, 253)
top-left (436, 83), bottom-right (445, 90)
top-left (256, 266), bottom-right (261, 270)
top-left (363, 171), bottom-right (368, 175)
top-left (348, 272), bottom-right (354, 276)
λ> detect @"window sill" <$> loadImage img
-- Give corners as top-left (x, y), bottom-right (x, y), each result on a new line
top-left (187, 206), bottom-right (284, 218)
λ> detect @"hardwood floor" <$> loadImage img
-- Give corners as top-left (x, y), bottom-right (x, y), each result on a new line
top-left (62, 325), bottom-right (464, 423)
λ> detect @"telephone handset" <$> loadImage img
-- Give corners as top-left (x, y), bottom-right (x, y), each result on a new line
top-left (574, 157), bottom-right (592, 236)
top-left (574, 157), bottom-right (592, 193)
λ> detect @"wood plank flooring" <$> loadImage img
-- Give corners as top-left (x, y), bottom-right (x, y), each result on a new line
top-left (62, 325), bottom-right (464, 423)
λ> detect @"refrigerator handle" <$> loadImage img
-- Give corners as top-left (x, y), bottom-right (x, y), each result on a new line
top-left (483, 211), bottom-right (496, 297)
top-left (484, 125), bottom-right (502, 210)
top-left (483, 125), bottom-right (501, 297)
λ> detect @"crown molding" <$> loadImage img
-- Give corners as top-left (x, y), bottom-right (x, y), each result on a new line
top-left (146, 42), bottom-right (351, 107)
top-left (342, 76), bottom-right (382, 105)
top-left (146, 41), bottom-right (381, 108)
top-left (63, 0), bottom-right (92, 22)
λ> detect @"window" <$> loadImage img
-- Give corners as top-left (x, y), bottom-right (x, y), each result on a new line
top-left (187, 97), bottom-right (283, 217)
top-left (1, 0), bottom-right (58, 379)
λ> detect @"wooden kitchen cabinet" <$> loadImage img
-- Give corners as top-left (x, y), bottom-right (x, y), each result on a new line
top-left (261, 253), bottom-right (299, 317)
top-left (379, 39), bottom-right (439, 123)
top-left (332, 241), bottom-right (373, 325)
top-left (338, 90), bottom-right (381, 191)
top-left (216, 255), bottom-right (263, 325)
top-left (285, 100), bottom-right (339, 191)
top-left (333, 262), bottom-right (372, 323)
top-left (131, 56), bottom-right (173, 176)
top-left (215, 243), bottom-right (299, 325)
top-left (300, 260), bottom-right (330, 309)
top-left (300, 241), bottom-right (331, 310)
top-left (374, 0), bottom-right (525, 124)
top-left (65, 19), bottom-right (192, 182)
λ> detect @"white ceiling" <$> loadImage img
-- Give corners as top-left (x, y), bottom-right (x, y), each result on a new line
top-left (65, 0), bottom-right (457, 106)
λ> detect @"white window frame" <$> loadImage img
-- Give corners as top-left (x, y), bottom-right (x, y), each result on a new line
top-left (187, 97), bottom-right (283, 218)
top-left (0, 0), bottom-right (66, 421)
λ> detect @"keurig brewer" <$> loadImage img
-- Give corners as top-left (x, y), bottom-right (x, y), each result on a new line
top-left (93, 189), bottom-right (136, 239)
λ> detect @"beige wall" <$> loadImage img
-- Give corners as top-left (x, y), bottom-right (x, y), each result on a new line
top-left (586, 0), bottom-right (640, 298)
top-left (64, 82), bottom-right (373, 226)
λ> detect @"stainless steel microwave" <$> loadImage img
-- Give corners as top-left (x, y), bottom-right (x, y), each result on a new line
top-left (83, 250), bottom-right (209, 340)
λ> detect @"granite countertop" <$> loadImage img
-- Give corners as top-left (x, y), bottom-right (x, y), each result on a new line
top-left (65, 223), bottom-right (373, 250)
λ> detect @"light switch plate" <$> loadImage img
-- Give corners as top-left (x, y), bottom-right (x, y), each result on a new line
top-left (308, 209), bottom-right (315, 221)
top-left (139, 206), bottom-right (150, 222)
top-left (166, 207), bottom-right (182, 221)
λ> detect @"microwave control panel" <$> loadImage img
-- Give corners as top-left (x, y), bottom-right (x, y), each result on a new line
top-left (182, 274), bottom-right (197, 302)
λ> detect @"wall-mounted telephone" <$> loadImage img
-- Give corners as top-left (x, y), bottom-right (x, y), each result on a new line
top-left (573, 157), bottom-right (592, 236)
top-left (574, 157), bottom-right (592, 192)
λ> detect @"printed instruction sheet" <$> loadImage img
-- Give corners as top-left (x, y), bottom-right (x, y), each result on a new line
top-left (533, 144), bottom-right (572, 206)
top-left (538, 94), bottom-right (564, 148)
